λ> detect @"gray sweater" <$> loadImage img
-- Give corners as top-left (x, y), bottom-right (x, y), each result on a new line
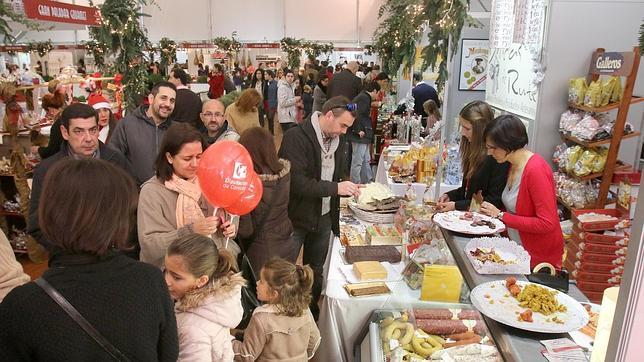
top-left (110, 106), bottom-right (174, 185)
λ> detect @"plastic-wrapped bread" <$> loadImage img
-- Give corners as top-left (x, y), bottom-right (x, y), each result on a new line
top-left (413, 309), bottom-right (482, 321)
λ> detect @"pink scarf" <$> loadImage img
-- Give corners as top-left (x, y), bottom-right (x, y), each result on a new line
top-left (164, 175), bottom-right (204, 228)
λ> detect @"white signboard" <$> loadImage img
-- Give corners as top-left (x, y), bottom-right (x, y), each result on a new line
top-left (485, 44), bottom-right (540, 120)
top-left (489, 0), bottom-right (515, 49)
top-left (513, 0), bottom-right (546, 45)
top-left (458, 39), bottom-right (489, 91)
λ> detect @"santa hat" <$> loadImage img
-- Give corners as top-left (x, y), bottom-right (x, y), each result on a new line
top-left (88, 93), bottom-right (110, 110)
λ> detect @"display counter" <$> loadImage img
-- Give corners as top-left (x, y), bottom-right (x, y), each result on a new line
top-left (440, 228), bottom-right (590, 362)
top-left (315, 208), bottom-right (592, 362)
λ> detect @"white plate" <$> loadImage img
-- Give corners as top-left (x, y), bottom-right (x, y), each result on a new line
top-left (465, 237), bottom-right (531, 275)
top-left (470, 280), bottom-right (589, 333)
top-left (569, 303), bottom-right (600, 351)
top-left (434, 211), bottom-right (505, 235)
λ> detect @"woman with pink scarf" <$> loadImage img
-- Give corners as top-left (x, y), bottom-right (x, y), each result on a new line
top-left (137, 123), bottom-right (237, 268)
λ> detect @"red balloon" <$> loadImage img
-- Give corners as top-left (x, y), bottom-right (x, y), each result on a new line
top-left (226, 174), bottom-right (263, 216)
top-left (197, 140), bottom-right (255, 208)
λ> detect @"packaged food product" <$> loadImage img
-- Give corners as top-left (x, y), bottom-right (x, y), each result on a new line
top-left (559, 110), bottom-right (583, 133)
top-left (611, 76), bottom-right (623, 103)
top-left (571, 115), bottom-right (601, 141)
top-left (565, 146), bottom-right (583, 173)
top-left (365, 225), bottom-right (403, 245)
top-left (590, 148), bottom-right (608, 173)
top-left (568, 78), bottom-right (587, 105)
top-left (584, 80), bottom-right (602, 108)
top-left (600, 77), bottom-right (616, 106)
top-left (573, 149), bottom-right (597, 176)
top-left (353, 261), bottom-right (388, 281)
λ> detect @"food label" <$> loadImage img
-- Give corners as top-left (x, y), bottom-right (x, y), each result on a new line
top-left (590, 51), bottom-right (635, 76)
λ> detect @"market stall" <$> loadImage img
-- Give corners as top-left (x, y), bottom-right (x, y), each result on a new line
top-left (315, 179), bottom-right (601, 362)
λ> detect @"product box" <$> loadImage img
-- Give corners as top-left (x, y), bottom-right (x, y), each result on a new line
top-left (570, 235), bottom-right (627, 256)
top-left (420, 264), bottom-right (463, 303)
top-left (567, 240), bottom-right (626, 266)
top-left (577, 280), bottom-right (619, 293)
top-left (572, 269), bottom-right (622, 284)
top-left (574, 260), bottom-right (624, 275)
top-left (573, 226), bottom-right (628, 245)
top-left (572, 209), bottom-right (623, 231)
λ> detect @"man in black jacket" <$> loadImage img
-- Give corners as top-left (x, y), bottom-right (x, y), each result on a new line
top-left (327, 61), bottom-right (362, 101)
top-left (168, 67), bottom-right (202, 130)
top-left (27, 103), bottom-right (135, 252)
top-left (279, 96), bottom-right (362, 320)
top-left (349, 81), bottom-right (380, 183)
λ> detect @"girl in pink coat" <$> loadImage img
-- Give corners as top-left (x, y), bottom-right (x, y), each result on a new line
top-left (165, 234), bottom-right (246, 361)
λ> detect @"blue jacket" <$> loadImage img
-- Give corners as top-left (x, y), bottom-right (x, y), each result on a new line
top-left (267, 80), bottom-right (278, 108)
top-left (412, 82), bottom-right (440, 117)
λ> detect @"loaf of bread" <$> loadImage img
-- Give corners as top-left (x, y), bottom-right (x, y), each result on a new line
top-left (345, 245), bottom-right (401, 264)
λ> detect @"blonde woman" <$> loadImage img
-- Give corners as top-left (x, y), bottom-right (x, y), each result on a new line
top-left (224, 88), bottom-right (262, 135)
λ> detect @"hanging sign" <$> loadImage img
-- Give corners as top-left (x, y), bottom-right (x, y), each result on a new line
top-left (245, 43), bottom-right (280, 49)
top-left (22, 0), bottom-right (101, 26)
top-left (486, 44), bottom-right (540, 120)
top-left (590, 51), bottom-right (635, 76)
top-left (489, 0), bottom-right (515, 49)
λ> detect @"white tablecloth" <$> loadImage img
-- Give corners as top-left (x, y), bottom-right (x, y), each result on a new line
top-left (374, 146), bottom-right (458, 204)
top-left (314, 237), bottom-right (470, 362)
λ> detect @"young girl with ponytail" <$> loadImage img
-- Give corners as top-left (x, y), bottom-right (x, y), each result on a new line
top-left (233, 258), bottom-right (321, 361)
top-left (164, 233), bottom-right (246, 361)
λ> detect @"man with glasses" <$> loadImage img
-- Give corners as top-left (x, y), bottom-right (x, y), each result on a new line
top-left (27, 103), bottom-right (134, 252)
top-left (279, 96), bottom-right (362, 320)
top-left (200, 99), bottom-right (239, 145)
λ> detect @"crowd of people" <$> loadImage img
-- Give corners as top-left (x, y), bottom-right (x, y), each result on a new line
top-left (0, 56), bottom-right (564, 360)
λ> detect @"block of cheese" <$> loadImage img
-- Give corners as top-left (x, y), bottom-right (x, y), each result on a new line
top-left (365, 225), bottom-right (402, 245)
top-left (353, 261), bottom-right (387, 281)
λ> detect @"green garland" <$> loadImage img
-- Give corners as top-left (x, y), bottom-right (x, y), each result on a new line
top-left (157, 37), bottom-right (177, 69)
top-left (89, 0), bottom-right (153, 110)
top-left (280, 37), bottom-right (304, 69)
top-left (27, 40), bottom-right (53, 57)
top-left (373, 0), bottom-right (479, 92)
top-left (84, 40), bottom-right (109, 68)
top-left (212, 31), bottom-right (242, 58)
top-left (303, 41), bottom-right (334, 61)
top-left (0, 2), bottom-right (48, 42)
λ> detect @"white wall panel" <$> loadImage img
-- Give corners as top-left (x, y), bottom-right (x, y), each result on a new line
top-left (358, 0), bottom-right (386, 43)
top-left (210, 0), bottom-right (283, 41)
top-left (284, 0), bottom-right (357, 42)
top-left (143, 0), bottom-right (211, 42)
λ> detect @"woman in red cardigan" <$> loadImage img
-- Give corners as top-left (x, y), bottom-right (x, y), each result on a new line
top-left (479, 115), bottom-right (564, 269)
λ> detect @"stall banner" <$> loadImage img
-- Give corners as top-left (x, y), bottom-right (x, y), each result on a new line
top-left (486, 44), bottom-right (540, 120)
top-left (458, 39), bottom-right (489, 91)
top-left (22, 0), bottom-right (101, 26)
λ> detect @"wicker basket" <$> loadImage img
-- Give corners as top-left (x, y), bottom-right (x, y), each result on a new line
top-left (348, 202), bottom-right (396, 224)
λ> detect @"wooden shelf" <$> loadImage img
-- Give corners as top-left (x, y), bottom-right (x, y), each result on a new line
top-left (568, 96), bottom-right (644, 113)
top-left (558, 161), bottom-right (631, 181)
top-left (562, 131), bottom-right (641, 148)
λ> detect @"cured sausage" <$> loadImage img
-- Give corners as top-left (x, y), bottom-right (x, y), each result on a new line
top-left (413, 309), bottom-right (482, 320)
top-left (415, 319), bottom-right (486, 335)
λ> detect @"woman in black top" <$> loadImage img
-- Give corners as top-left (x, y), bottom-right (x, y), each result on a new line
top-left (0, 159), bottom-right (178, 362)
top-left (436, 101), bottom-right (509, 211)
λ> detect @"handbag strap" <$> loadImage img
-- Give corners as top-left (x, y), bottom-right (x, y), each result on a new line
top-left (35, 278), bottom-right (130, 362)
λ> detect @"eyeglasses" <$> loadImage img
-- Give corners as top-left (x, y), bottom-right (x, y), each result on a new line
top-left (331, 103), bottom-right (357, 112)
top-left (202, 112), bottom-right (224, 119)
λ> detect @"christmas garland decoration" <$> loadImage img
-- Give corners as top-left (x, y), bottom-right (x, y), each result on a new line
top-left (84, 40), bottom-right (109, 68)
top-left (27, 40), bottom-right (54, 57)
top-left (303, 41), bottom-right (334, 61)
top-left (212, 31), bottom-right (242, 57)
top-left (157, 37), bottom-right (177, 69)
top-left (0, 2), bottom-right (48, 42)
top-left (372, 0), bottom-right (479, 92)
top-left (89, 0), bottom-right (153, 110)
top-left (280, 37), bottom-right (305, 69)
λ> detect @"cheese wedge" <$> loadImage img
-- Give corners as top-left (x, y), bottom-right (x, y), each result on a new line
top-left (353, 261), bottom-right (387, 281)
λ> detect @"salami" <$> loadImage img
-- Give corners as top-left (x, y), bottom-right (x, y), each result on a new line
top-left (413, 309), bottom-right (482, 320)
top-left (415, 319), bottom-right (487, 335)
